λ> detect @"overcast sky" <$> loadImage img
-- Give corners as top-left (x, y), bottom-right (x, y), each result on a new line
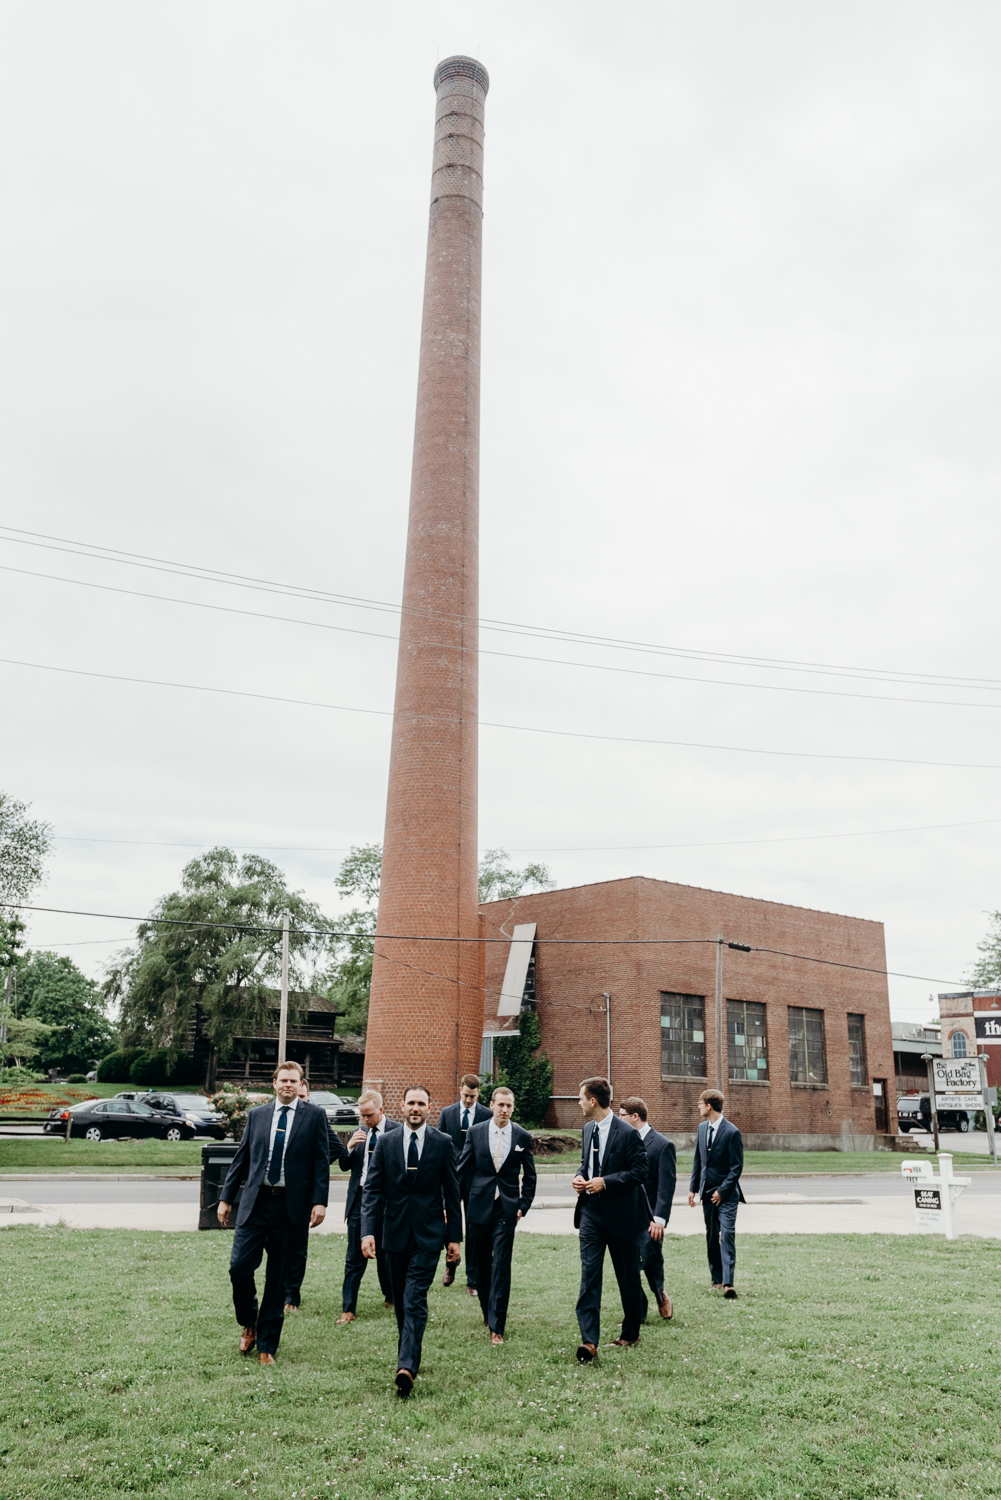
top-left (2, 1), bottom-right (999, 1022)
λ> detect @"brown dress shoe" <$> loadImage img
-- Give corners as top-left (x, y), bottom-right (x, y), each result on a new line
top-left (442, 1262), bottom-right (456, 1287)
top-left (465, 1285), bottom-right (478, 1297)
top-left (490, 1331), bottom-right (504, 1346)
top-left (239, 1325), bottom-right (257, 1355)
top-left (575, 1342), bottom-right (597, 1363)
top-left (723, 1286), bottom-right (737, 1299)
top-left (335, 1311), bottom-right (357, 1325)
top-left (283, 1303), bottom-right (298, 1315)
top-left (610, 1336), bottom-right (640, 1348)
top-left (384, 1299), bottom-right (394, 1309)
top-left (657, 1291), bottom-right (674, 1320)
top-left (259, 1352), bottom-right (276, 1366)
top-left (395, 1368), bottom-right (414, 1398)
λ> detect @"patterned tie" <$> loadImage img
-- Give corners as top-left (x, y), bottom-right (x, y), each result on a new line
top-left (267, 1106), bottom-right (289, 1184)
top-left (591, 1126), bottom-right (601, 1180)
top-left (407, 1130), bottom-right (419, 1182)
top-left (492, 1129), bottom-right (505, 1172)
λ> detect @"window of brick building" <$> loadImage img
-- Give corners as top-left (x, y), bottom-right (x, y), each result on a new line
top-left (788, 1006), bottom-right (828, 1084)
top-left (660, 992), bottom-right (706, 1077)
top-left (951, 1032), bottom-right (968, 1058)
top-left (847, 1013), bottom-right (867, 1087)
top-left (727, 999), bottom-right (768, 1081)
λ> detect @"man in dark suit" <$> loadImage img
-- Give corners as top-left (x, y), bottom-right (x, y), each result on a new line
top-left (687, 1087), bottom-right (745, 1299)
top-left (361, 1084), bottom-right (462, 1397)
top-left (457, 1085), bottom-right (536, 1344)
top-left (218, 1061), bottom-right (330, 1364)
top-left (619, 1096), bottom-right (676, 1321)
top-left (334, 1088), bottom-right (402, 1324)
top-left (572, 1076), bottom-right (648, 1362)
top-left (438, 1074), bottom-right (491, 1292)
top-left (283, 1075), bottom-right (314, 1314)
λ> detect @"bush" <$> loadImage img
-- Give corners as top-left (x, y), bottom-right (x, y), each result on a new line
top-left (210, 1084), bottom-right (268, 1141)
top-left (0, 1064), bottom-right (45, 1086)
top-left (65, 1073), bottom-right (88, 1083)
top-left (128, 1050), bottom-right (201, 1086)
top-left (482, 1009), bottom-right (554, 1129)
top-left (96, 1049), bottom-right (142, 1083)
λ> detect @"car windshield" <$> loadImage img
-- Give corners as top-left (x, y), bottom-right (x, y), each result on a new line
top-left (131, 1102), bottom-right (155, 1116)
top-left (308, 1092), bottom-right (346, 1106)
top-left (70, 1099), bottom-right (102, 1112)
top-left (164, 1096), bottom-right (214, 1111)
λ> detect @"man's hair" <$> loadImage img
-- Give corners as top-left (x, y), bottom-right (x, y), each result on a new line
top-left (460, 1074), bottom-right (481, 1091)
top-left (619, 1096), bottom-right (648, 1121)
top-left (402, 1084), bottom-right (431, 1104)
top-left (580, 1076), bottom-right (611, 1109)
top-left (491, 1086), bottom-right (514, 1102)
top-left (358, 1089), bottom-right (384, 1108)
top-left (699, 1088), bottom-right (725, 1112)
top-left (273, 1060), bottom-right (304, 1082)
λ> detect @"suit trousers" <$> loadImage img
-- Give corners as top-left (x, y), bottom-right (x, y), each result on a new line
top-left (576, 1213), bottom-right (645, 1347)
top-left (283, 1216), bottom-right (310, 1307)
top-left (342, 1205), bottom-right (394, 1312)
top-left (230, 1190), bottom-right (293, 1355)
top-left (386, 1236), bottom-right (441, 1375)
top-left (473, 1198), bottom-right (518, 1335)
top-left (463, 1214), bottom-right (479, 1288)
top-left (638, 1228), bottom-right (665, 1312)
top-left (701, 1194), bottom-right (739, 1286)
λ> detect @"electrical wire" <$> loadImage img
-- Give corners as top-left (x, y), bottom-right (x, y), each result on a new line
top-left (3, 654), bottom-right (1001, 770)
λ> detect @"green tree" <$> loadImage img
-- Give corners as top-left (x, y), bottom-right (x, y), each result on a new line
top-left (15, 951), bottom-right (116, 1072)
top-left (103, 848), bottom-right (332, 1066)
top-left (1, 791), bottom-right (52, 1038)
top-left (0, 1014), bottom-right (55, 1070)
top-left (320, 845), bottom-right (556, 1039)
top-left (969, 911), bottom-right (1001, 989)
top-left (487, 1009), bottom-right (553, 1129)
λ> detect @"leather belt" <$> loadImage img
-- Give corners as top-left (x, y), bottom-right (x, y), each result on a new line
top-left (259, 1183), bottom-right (286, 1195)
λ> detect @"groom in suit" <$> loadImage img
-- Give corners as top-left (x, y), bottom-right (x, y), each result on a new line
top-left (361, 1084), bottom-right (462, 1397)
top-left (687, 1087), bottom-right (745, 1298)
top-left (218, 1061), bottom-right (330, 1363)
top-left (457, 1085), bottom-right (537, 1343)
top-left (572, 1076), bottom-right (648, 1362)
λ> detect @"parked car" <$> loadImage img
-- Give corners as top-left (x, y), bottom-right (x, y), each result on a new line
top-left (896, 1093), bottom-right (971, 1133)
top-left (309, 1091), bottom-right (361, 1129)
top-left (137, 1093), bottom-right (227, 1139)
top-left (45, 1097), bottom-right (195, 1141)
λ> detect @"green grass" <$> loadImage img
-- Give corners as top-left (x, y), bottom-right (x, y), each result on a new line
top-left (1, 1228), bottom-right (999, 1499)
top-left (0, 1139), bottom-right (205, 1172)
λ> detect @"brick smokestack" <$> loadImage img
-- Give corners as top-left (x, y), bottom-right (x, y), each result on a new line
top-left (363, 57), bottom-right (489, 1118)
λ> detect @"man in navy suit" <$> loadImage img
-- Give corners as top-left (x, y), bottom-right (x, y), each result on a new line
top-left (361, 1084), bottom-right (462, 1397)
top-left (457, 1085), bottom-right (537, 1344)
top-left (619, 1096), bottom-right (676, 1321)
top-left (218, 1061), bottom-right (330, 1363)
top-left (438, 1074), bottom-right (491, 1292)
top-left (572, 1076), bottom-right (648, 1362)
top-left (687, 1087), bottom-right (745, 1298)
top-left (334, 1088), bottom-right (402, 1324)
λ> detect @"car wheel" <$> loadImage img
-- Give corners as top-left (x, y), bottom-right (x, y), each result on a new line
top-left (164, 1127), bottom-right (184, 1142)
top-left (899, 1123), bottom-right (910, 1133)
top-left (958, 1116), bottom-right (970, 1132)
top-left (83, 1126), bottom-right (103, 1142)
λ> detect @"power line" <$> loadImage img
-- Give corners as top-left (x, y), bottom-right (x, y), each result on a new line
top-left (6, 559), bottom-right (1001, 713)
top-left (1, 900), bottom-right (967, 986)
top-left (4, 523), bottom-right (999, 692)
top-left (3, 654), bottom-right (1001, 770)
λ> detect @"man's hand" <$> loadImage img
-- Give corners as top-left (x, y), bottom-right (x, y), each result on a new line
top-left (711, 1189), bottom-right (721, 1205)
top-left (446, 1242), bottom-right (461, 1264)
top-left (217, 1200), bottom-right (231, 1228)
top-left (361, 1235), bottom-right (377, 1259)
top-left (649, 1221), bottom-right (664, 1241)
top-left (516, 1209), bottom-right (522, 1222)
top-left (571, 1173), bottom-right (588, 1196)
top-left (586, 1176), bottom-right (605, 1194)
top-left (347, 1128), bottom-right (367, 1149)
top-left (687, 1191), bottom-right (697, 1208)
top-left (309, 1204), bottom-right (327, 1228)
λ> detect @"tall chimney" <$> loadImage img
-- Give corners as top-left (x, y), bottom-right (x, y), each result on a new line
top-left (363, 56), bottom-right (489, 1117)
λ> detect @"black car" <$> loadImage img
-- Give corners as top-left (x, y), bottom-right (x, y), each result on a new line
top-left (138, 1092), bottom-right (227, 1139)
top-left (896, 1093), bottom-right (971, 1133)
top-left (45, 1097), bottom-right (194, 1142)
top-left (309, 1091), bottom-right (361, 1129)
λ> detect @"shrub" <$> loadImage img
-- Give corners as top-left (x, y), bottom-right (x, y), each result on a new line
top-left (96, 1049), bottom-right (142, 1083)
top-left (210, 1085), bottom-right (268, 1141)
top-left (0, 1065), bottom-right (45, 1086)
top-left (482, 1009), bottom-right (554, 1128)
top-left (65, 1073), bottom-right (88, 1083)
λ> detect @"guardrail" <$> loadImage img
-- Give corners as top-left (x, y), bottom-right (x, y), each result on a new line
top-left (0, 1114), bottom-right (49, 1124)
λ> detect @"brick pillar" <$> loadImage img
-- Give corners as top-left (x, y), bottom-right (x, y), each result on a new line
top-left (364, 56), bottom-right (489, 1121)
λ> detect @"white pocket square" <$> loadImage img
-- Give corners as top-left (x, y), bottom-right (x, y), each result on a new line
top-left (514, 1145), bottom-right (524, 1152)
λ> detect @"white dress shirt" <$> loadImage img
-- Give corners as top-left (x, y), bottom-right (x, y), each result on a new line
top-left (587, 1111), bottom-right (614, 1178)
top-left (705, 1114), bottom-right (724, 1151)
top-left (267, 1095), bottom-right (299, 1188)
top-left (402, 1121), bottom-right (428, 1163)
top-left (360, 1114), bottom-right (389, 1188)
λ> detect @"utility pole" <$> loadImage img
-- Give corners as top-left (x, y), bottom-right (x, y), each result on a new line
top-left (921, 1052), bottom-right (940, 1152)
top-left (278, 910), bottom-right (290, 1063)
top-left (713, 934), bottom-right (725, 1091)
top-left (977, 1050), bottom-right (997, 1168)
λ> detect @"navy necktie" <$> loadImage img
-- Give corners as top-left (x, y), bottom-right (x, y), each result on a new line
top-left (707, 1124), bottom-right (715, 1153)
top-left (591, 1127), bottom-right (601, 1178)
top-left (268, 1106), bottom-right (289, 1184)
top-left (461, 1107), bottom-right (470, 1131)
top-left (367, 1127), bottom-right (378, 1157)
top-left (407, 1130), bottom-right (419, 1180)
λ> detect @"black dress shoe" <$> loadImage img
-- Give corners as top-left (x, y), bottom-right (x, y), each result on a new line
top-left (576, 1342), bottom-right (597, 1363)
top-left (395, 1368), bottom-right (415, 1398)
top-left (723, 1286), bottom-right (737, 1299)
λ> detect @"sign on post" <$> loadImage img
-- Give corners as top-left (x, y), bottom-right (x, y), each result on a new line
top-left (902, 1153), bottom-right (971, 1239)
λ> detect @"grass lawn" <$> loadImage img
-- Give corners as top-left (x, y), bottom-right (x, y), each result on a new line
top-left (1, 1228), bottom-right (998, 1500)
top-left (0, 1139), bottom-right (205, 1172)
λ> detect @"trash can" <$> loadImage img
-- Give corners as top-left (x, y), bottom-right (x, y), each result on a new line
top-left (199, 1140), bottom-right (243, 1230)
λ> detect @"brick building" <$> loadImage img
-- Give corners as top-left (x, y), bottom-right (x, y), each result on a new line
top-left (480, 877), bottom-right (896, 1148)
top-left (937, 989), bottom-right (1001, 1088)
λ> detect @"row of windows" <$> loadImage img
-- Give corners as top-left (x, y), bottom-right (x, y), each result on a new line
top-left (660, 992), bottom-right (869, 1087)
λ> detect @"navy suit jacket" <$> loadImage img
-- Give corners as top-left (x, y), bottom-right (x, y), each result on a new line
top-left (360, 1124), bottom-right (463, 1254)
top-left (640, 1126), bottom-right (677, 1224)
top-left (336, 1118), bottom-right (403, 1221)
top-left (221, 1099), bottom-right (331, 1229)
top-left (689, 1116), bottom-right (746, 1203)
top-left (438, 1100), bottom-right (492, 1160)
top-left (457, 1120), bottom-right (537, 1225)
top-left (573, 1113), bottom-right (648, 1238)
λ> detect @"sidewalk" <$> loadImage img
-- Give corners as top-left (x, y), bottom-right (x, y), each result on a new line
top-left (4, 1189), bottom-right (999, 1238)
